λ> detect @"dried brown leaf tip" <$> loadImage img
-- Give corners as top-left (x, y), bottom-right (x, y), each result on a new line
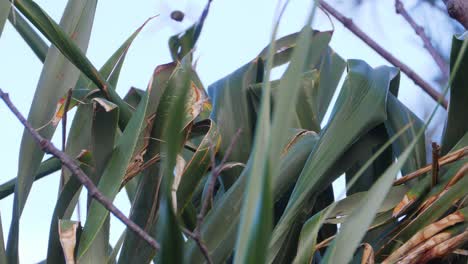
top-left (394, 146), bottom-right (467, 185)
top-left (397, 231), bottom-right (452, 264)
top-left (361, 243), bottom-right (375, 264)
top-left (59, 220), bottom-right (80, 264)
top-left (393, 193), bottom-right (416, 217)
top-left (418, 229), bottom-right (468, 264)
top-left (383, 209), bottom-right (466, 264)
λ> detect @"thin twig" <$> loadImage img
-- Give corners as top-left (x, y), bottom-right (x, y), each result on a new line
top-left (318, 0), bottom-right (448, 109)
top-left (0, 88), bottom-right (160, 251)
top-left (182, 227), bottom-right (212, 264)
top-left (393, 146), bottom-right (467, 185)
top-left (200, 128), bottom-right (242, 220)
top-left (395, 0), bottom-right (449, 78)
top-left (190, 128), bottom-right (242, 264)
top-left (431, 142), bottom-right (440, 187)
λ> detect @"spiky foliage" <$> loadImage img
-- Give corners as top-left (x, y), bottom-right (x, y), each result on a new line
top-left (0, 1), bottom-right (467, 264)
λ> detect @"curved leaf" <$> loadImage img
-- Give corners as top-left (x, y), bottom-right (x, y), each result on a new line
top-left (235, 17), bottom-right (330, 262)
top-left (76, 78), bottom-right (150, 260)
top-left (184, 132), bottom-right (320, 263)
top-left (176, 120), bottom-right (220, 213)
top-left (267, 60), bottom-right (399, 262)
top-left (0, 157), bottom-right (61, 199)
top-left (12, 0), bottom-right (132, 126)
top-left (441, 33), bottom-right (468, 154)
top-left (208, 59), bottom-right (263, 187)
top-left (322, 142), bottom-right (418, 264)
top-left (385, 94), bottom-right (426, 176)
top-left (155, 57), bottom-right (193, 264)
top-left (78, 98), bottom-right (119, 263)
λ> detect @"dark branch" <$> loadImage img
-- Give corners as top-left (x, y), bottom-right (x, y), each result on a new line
top-left (0, 88), bottom-right (160, 251)
top-left (182, 227), bottom-right (213, 264)
top-left (395, 0), bottom-right (449, 78)
top-left (319, 0), bottom-right (448, 109)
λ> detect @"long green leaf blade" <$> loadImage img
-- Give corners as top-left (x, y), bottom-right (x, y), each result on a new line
top-left (322, 143), bottom-right (416, 264)
top-left (441, 32), bottom-right (468, 154)
top-left (155, 57), bottom-right (192, 264)
top-left (76, 79), bottom-right (150, 260)
top-left (268, 60), bottom-right (399, 262)
top-left (12, 0), bottom-right (132, 125)
top-left (7, 1), bottom-right (96, 262)
top-left (0, 213), bottom-right (6, 264)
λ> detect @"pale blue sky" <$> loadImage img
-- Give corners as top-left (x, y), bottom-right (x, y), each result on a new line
top-left (0, 0), bottom-right (453, 262)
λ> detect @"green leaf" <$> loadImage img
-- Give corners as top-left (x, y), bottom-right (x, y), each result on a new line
top-left (117, 63), bottom-right (178, 264)
top-left (61, 16), bottom-right (150, 186)
top-left (78, 98), bottom-right (119, 263)
top-left (292, 121), bottom-right (412, 264)
top-left (322, 142), bottom-right (417, 264)
top-left (208, 59), bottom-right (264, 187)
top-left (46, 151), bottom-right (94, 263)
top-left (7, 1), bottom-right (96, 262)
top-left (184, 132), bottom-right (320, 263)
top-left (107, 229), bottom-right (126, 264)
top-left (325, 185), bottom-right (408, 224)
top-left (268, 60), bottom-right (399, 262)
top-left (293, 211), bottom-right (325, 264)
top-left (176, 120), bottom-right (220, 214)
top-left (13, 0), bottom-right (133, 126)
top-left (0, 0), bottom-right (11, 37)
top-left (441, 33), bottom-right (468, 154)
top-left (235, 15), bottom-right (330, 261)
top-left (155, 57), bottom-right (193, 264)
top-left (76, 76), bottom-right (150, 260)
top-left (0, 213), bottom-right (6, 264)
top-left (345, 125), bottom-right (393, 194)
top-left (8, 9), bottom-right (48, 62)
top-left (385, 94), bottom-right (426, 176)
top-left (0, 157), bottom-right (61, 200)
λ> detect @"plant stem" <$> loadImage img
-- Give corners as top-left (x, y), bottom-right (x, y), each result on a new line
top-left (395, 0), bottom-right (449, 78)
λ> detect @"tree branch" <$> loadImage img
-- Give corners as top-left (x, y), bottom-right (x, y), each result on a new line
top-left (395, 0), bottom-right (449, 79)
top-left (443, 0), bottom-right (468, 29)
top-left (0, 88), bottom-right (160, 251)
top-left (319, 0), bottom-right (448, 109)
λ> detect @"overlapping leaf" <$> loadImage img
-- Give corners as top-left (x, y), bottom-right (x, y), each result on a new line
top-left (76, 79), bottom-right (150, 260)
top-left (268, 60), bottom-right (399, 262)
top-left (7, 2), bottom-right (96, 262)
top-left (12, 0), bottom-right (133, 125)
top-left (441, 32), bottom-right (468, 154)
